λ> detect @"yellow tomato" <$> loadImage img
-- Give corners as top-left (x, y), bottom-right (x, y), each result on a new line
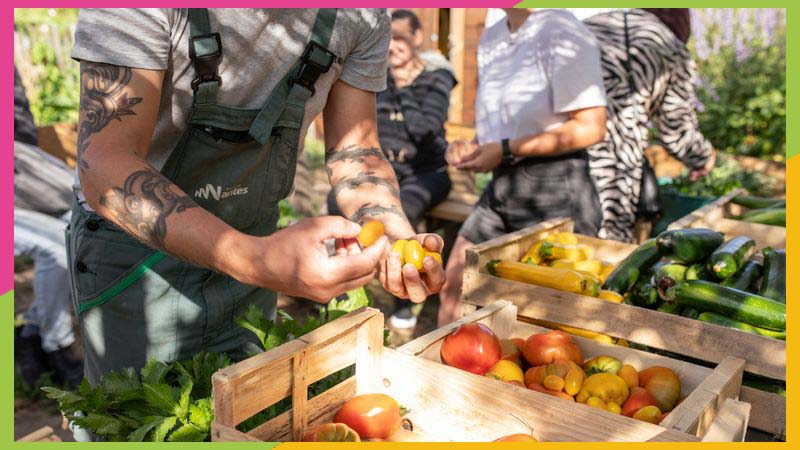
top-left (586, 396), bottom-right (607, 410)
top-left (633, 405), bottom-right (662, 424)
top-left (543, 375), bottom-right (565, 392)
top-left (421, 251), bottom-right (443, 272)
top-left (618, 364), bottom-right (639, 389)
top-left (576, 373), bottom-right (630, 405)
top-left (391, 239), bottom-right (408, 259)
top-left (606, 402), bottom-right (622, 414)
top-left (357, 220), bottom-right (384, 247)
top-left (485, 360), bottom-right (524, 384)
top-left (564, 367), bottom-right (584, 396)
top-left (402, 240), bottom-right (425, 270)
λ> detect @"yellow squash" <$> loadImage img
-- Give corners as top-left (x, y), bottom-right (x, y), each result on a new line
top-left (550, 259), bottom-right (603, 276)
top-left (487, 260), bottom-right (600, 297)
top-left (543, 231), bottom-right (579, 245)
top-left (520, 241), bottom-right (544, 265)
top-left (598, 290), bottom-right (624, 303)
top-left (539, 242), bottom-right (594, 262)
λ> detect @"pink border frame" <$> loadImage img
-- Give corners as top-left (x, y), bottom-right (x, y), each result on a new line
top-left (4, 2), bottom-right (519, 294)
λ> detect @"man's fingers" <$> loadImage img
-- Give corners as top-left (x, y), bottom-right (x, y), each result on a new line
top-left (422, 256), bottom-right (446, 294)
top-left (334, 238), bottom-right (348, 256)
top-left (343, 237), bottom-right (361, 255)
top-left (313, 216), bottom-right (361, 240)
top-left (418, 234), bottom-right (444, 253)
top-left (387, 251), bottom-right (406, 296)
top-left (338, 270), bottom-right (378, 295)
top-left (402, 264), bottom-right (428, 303)
top-left (329, 236), bottom-right (388, 281)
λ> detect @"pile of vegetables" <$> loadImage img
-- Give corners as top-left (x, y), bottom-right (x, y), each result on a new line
top-left (608, 229), bottom-right (786, 339)
top-left (440, 324), bottom-right (684, 424)
top-left (488, 231), bottom-right (621, 303)
top-left (731, 194), bottom-right (786, 227)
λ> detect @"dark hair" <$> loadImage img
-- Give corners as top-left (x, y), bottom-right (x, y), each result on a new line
top-left (642, 8), bottom-right (691, 43)
top-left (391, 9), bottom-right (421, 33)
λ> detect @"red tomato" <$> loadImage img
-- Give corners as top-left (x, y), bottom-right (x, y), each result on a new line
top-left (302, 423), bottom-right (361, 442)
top-left (333, 394), bottom-right (402, 439)
top-left (522, 330), bottom-right (582, 366)
top-left (440, 323), bottom-right (502, 375)
top-left (494, 433), bottom-right (538, 442)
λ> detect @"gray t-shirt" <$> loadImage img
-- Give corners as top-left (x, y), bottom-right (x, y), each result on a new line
top-left (71, 8), bottom-right (390, 198)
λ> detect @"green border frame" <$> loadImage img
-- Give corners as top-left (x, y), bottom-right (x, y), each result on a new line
top-left (6, 1), bottom-right (795, 448)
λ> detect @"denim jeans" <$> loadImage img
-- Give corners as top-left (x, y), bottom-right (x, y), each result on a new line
top-left (13, 208), bottom-right (75, 352)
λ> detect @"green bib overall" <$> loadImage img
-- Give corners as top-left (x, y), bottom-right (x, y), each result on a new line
top-left (66, 8), bottom-right (339, 384)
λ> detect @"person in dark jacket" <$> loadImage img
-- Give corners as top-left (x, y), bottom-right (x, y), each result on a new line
top-left (328, 9), bottom-right (455, 328)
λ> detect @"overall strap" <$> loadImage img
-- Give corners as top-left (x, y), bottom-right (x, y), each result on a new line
top-left (249, 9), bottom-right (339, 144)
top-left (188, 8), bottom-right (223, 104)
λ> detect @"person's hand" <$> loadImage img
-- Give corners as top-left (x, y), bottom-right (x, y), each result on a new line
top-left (690, 149), bottom-right (716, 181)
top-left (455, 141), bottom-right (503, 173)
top-left (378, 233), bottom-right (446, 303)
top-left (445, 139), bottom-right (477, 167)
top-left (236, 216), bottom-right (390, 303)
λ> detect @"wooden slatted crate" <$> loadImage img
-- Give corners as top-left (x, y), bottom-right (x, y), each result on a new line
top-left (668, 188), bottom-right (785, 250)
top-left (400, 301), bottom-right (748, 441)
top-left (210, 306), bottom-right (742, 442)
top-left (461, 218), bottom-right (785, 438)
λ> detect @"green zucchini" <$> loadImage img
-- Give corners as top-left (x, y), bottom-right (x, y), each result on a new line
top-left (657, 301), bottom-right (682, 315)
top-left (721, 259), bottom-right (763, 293)
top-left (654, 263), bottom-right (688, 300)
top-left (668, 280), bottom-right (785, 330)
top-left (655, 229), bottom-right (725, 264)
top-left (731, 195), bottom-right (785, 210)
top-left (680, 307), bottom-right (701, 320)
top-left (631, 278), bottom-right (660, 308)
top-left (742, 379), bottom-right (785, 397)
top-left (602, 239), bottom-right (662, 294)
top-left (685, 263), bottom-right (713, 281)
top-left (735, 208), bottom-right (785, 226)
top-left (759, 247), bottom-right (786, 303)
top-left (697, 312), bottom-right (786, 340)
top-left (708, 236), bottom-right (756, 279)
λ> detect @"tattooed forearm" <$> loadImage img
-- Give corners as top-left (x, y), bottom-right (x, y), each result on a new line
top-left (99, 170), bottom-right (197, 250)
top-left (77, 63), bottom-right (142, 172)
top-left (325, 145), bottom-right (387, 178)
top-left (348, 203), bottom-right (406, 223)
top-left (332, 171), bottom-right (400, 198)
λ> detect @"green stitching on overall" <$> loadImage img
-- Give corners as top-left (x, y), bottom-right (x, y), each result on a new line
top-left (65, 9), bottom-right (338, 384)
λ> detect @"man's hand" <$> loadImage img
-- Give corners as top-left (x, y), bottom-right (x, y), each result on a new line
top-left (690, 149), bottom-right (717, 181)
top-left (445, 139), bottom-right (476, 167)
top-left (232, 216), bottom-right (390, 303)
top-left (455, 141), bottom-right (503, 173)
top-left (378, 233), bottom-right (446, 303)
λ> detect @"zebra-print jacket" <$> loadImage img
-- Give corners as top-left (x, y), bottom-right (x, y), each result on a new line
top-left (583, 9), bottom-right (713, 242)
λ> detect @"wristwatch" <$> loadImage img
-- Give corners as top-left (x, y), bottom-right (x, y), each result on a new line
top-left (501, 138), bottom-right (514, 165)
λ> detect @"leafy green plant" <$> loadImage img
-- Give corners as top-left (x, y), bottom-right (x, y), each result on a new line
top-left (690, 9), bottom-right (786, 159)
top-left (664, 154), bottom-right (775, 198)
top-left (43, 288), bottom-right (378, 441)
top-left (277, 199), bottom-right (301, 229)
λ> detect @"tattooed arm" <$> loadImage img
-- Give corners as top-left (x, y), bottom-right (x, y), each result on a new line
top-left (77, 62), bottom-right (383, 302)
top-left (323, 80), bottom-right (445, 302)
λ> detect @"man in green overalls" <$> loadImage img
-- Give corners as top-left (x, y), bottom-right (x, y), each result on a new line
top-left (68, 8), bottom-right (445, 385)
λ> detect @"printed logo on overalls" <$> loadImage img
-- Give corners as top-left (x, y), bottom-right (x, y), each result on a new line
top-left (194, 184), bottom-right (249, 201)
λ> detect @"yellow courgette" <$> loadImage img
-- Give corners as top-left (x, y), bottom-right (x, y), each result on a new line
top-left (539, 242), bottom-right (594, 262)
top-left (598, 290), bottom-right (624, 303)
top-left (543, 231), bottom-right (579, 245)
top-left (532, 319), bottom-right (614, 344)
top-left (599, 261), bottom-right (616, 281)
top-left (487, 259), bottom-right (600, 297)
top-left (520, 241), bottom-right (544, 265)
top-left (550, 259), bottom-right (602, 276)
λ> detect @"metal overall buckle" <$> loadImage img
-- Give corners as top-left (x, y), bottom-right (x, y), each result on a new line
top-left (288, 41), bottom-right (337, 95)
top-left (189, 32), bottom-right (223, 91)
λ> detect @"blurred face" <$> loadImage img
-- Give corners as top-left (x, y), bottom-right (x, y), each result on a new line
top-left (389, 18), bottom-right (419, 68)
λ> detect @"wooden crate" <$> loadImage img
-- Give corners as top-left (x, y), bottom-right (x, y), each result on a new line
top-left (399, 301), bottom-right (749, 441)
top-left (211, 307), bottom-right (723, 442)
top-left (668, 188), bottom-right (785, 251)
top-left (462, 218), bottom-right (785, 438)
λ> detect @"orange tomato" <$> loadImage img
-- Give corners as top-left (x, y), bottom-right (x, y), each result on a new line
top-left (639, 366), bottom-right (681, 412)
top-left (524, 365), bottom-right (547, 386)
top-left (402, 240), bottom-right (425, 270)
top-left (618, 364), bottom-right (639, 389)
top-left (334, 394), bottom-right (402, 439)
top-left (528, 383), bottom-right (575, 401)
top-left (357, 220), bottom-right (384, 247)
top-left (522, 330), bottom-right (583, 366)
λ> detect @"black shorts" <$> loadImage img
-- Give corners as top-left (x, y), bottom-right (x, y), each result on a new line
top-left (459, 152), bottom-right (601, 244)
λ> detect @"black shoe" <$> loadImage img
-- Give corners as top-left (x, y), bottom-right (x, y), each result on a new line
top-left (46, 346), bottom-right (84, 388)
top-left (14, 326), bottom-right (49, 388)
top-left (389, 305), bottom-right (417, 330)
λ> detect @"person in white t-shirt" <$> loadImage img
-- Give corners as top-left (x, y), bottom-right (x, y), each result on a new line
top-left (438, 8), bottom-right (608, 326)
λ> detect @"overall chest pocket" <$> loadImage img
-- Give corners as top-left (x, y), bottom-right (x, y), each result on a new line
top-left (165, 125), bottom-right (273, 232)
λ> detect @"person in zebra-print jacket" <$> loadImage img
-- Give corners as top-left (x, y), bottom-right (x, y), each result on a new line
top-left (583, 9), bottom-right (716, 242)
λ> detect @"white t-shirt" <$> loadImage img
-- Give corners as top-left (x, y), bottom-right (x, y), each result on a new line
top-left (475, 9), bottom-right (607, 145)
